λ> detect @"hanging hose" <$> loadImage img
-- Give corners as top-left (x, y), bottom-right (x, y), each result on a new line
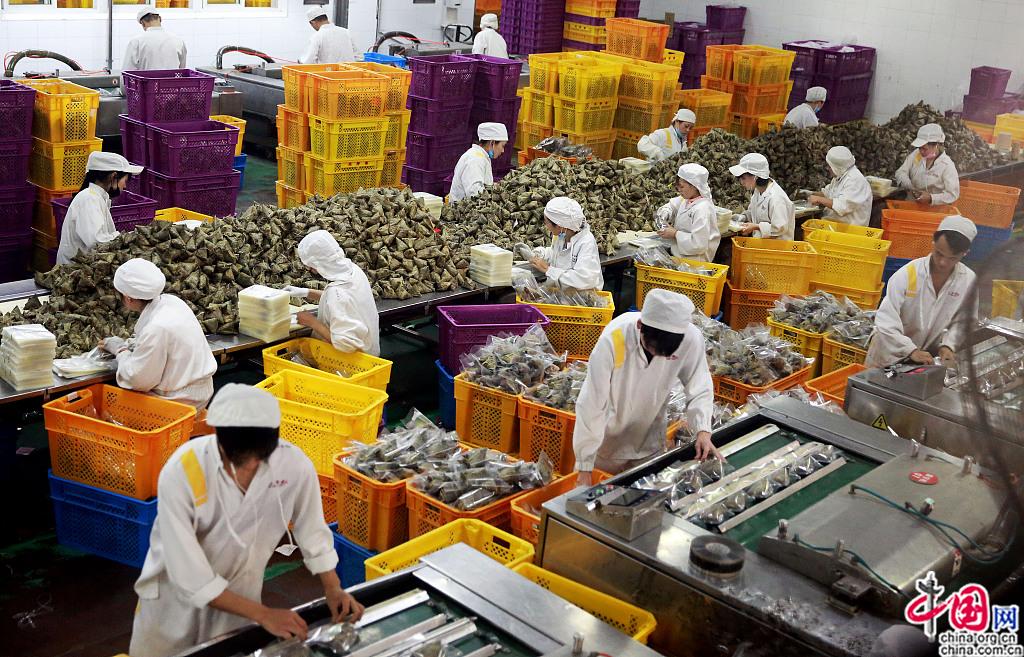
top-left (216, 46), bottom-right (275, 69)
top-left (4, 50), bottom-right (83, 78)
top-left (372, 31), bottom-right (422, 56)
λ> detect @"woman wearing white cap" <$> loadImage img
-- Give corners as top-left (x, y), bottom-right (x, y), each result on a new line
top-left (299, 6), bottom-right (359, 64)
top-left (573, 289), bottom-right (719, 481)
top-left (894, 123), bottom-right (960, 207)
top-left (730, 153), bottom-right (795, 240)
top-left (472, 13), bottom-right (508, 58)
top-left (637, 108), bottom-right (696, 161)
top-left (808, 146), bottom-right (873, 226)
top-left (56, 152), bottom-right (144, 266)
top-left (784, 86), bottom-right (827, 129)
top-left (449, 122), bottom-right (508, 202)
top-left (99, 258), bottom-right (217, 409)
top-left (282, 230), bottom-right (380, 356)
top-left (526, 197), bottom-right (604, 291)
top-left (123, 9), bottom-right (186, 71)
top-left (130, 383), bottom-right (363, 657)
top-left (655, 163), bottom-right (721, 262)
top-left (866, 216), bottom-right (978, 368)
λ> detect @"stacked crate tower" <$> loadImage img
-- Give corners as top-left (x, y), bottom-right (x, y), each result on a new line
top-left (0, 80), bottom-right (37, 282)
top-left (674, 4), bottom-right (746, 89)
top-left (465, 55), bottom-right (524, 181)
top-left (700, 44), bottom-right (795, 139)
top-left (960, 66), bottom-right (1018, 138)
top-left (783, 40), bottom-right (876, 124)
top-left (505, 0), bottom-right (566, 55)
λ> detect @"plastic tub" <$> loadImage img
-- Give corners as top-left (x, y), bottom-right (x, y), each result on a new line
top-left (454, 373), bottom-right (520, 453)
top-left (122, 69), bottom-right (216, 123)
top-left (563, 21), bottom-right (608, 45)
top-left (145, 119), bottom-right (240, 177)
top-left (679, 88), bottom-right (734, 126)
top-left (437, 303), bottom-right (550, 374)
top-left (881, 209), bottom-right (946, 259)
top-left (809, 281), bottom-right (883, 311)
top-left (812, 71), bottom-right (873, 101)
top-left (468, 95), bottom-right (521, 135)
top-left (557, 56), bottom-right (623, 101)
top-left (0, 79), bottom-right (36, 142)
top-left (408, 54), bottom-right (479, 102)
top-left (521, 89), bottom-right (555, 125)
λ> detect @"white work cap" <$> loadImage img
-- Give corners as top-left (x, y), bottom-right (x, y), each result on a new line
top-left (938, 215), bottom-right (977, 243)
top-left (306, 5), bottom-right (328, 22)
top-left (677, 163), bottom-right (712, 199)
top-left (640, 289), bottom-right (694, 334)
top-left (113, 258), bottom-right (166, 300)
top-left (87, 151), bottom-right (143, 175)
top-left (826, 146), bottom-right (856, 176)
top-left (480, 13), bottom-right (499, 29)
top-left (805, 86), bottom-right (827, 102)
top-left (674, 108), bottom-right (697, 124)
top-left (477, 122), bottom-right (508, 141)
top-left (543, 196), bottom-right (585, 231)
top-left (136, 8), bottom-right (157, 21)
top-left (729, 153), bottom-right (770, 178)
top-left (297, 229), bottom-right (353, 283)
top-left (911, 123), bottom-right (945, 147)
top-left (207, 383), bottom-right (282, 429)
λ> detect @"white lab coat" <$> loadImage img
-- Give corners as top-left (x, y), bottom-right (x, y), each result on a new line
top-left (865, 256), bottom-right (977, 367)
top-left (894, 151), bottom-right (960, 206)
top-left (299, 24), bottom-right (358, 64)
top-left (784, 103), bottom-right (819, 129)
top-left (742, 180), bottom-right (795, 240)
top-left (316, 266), bottom-right (381, 357)
top-left (822, 165), bottom-right (873, 227)
top-left (129, 435), bottom-right (337, 657)
top-left (532, 225), bottom-right (604, 291)
top-left (55, 184), bottom-right (119, 266)
top-left (449, 145), bottom-right (493, 202)
top-left (472, 28), bottom-right (508, 58)
top-left (116, 293), bottom-right (218, 409)
top-left (123, 27), bottom-right (187, 71)
top-left (637, 127), bottom-right (687, 162)
top-left (573, 313), bottom-right (714, 472)
top-left (656, 196), bottom-right (721, 262)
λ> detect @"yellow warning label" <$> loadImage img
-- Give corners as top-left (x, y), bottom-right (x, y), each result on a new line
top-left (872, 414), bottom-right (888, 431)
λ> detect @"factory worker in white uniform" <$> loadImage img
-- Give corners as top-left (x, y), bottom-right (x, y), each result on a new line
top-left (123, 9), bottom-right (187, 71)
top-left (526, 197), bottom-right (604, 291)
top-left (637, 108), bottom-right (695, 162)
top-left (129, 384), bottom-right (363, 657)
top-left (99, 259), bottom-right (217, 409)
top-left (808, 146), bottom-right (873, 227)
top-left (283, 230), bottom-right (380, 357)
top-left (894, 123), bottom-right (961, 207)
top-left (472, 13), bottom-right (508, 58)
top-left (574, 290), bottom-right (718, 482)
top-left (865, 216), bottom-right (978, 368)
top-left (299, 6), bottom-right (358, 64)
top-left (56, 152), bottom-right (143, 266)
top-left (784, 86), bottom-right (827, 128)
top-left (449, 122), bottom-right (507, 202)
top-left (655, 163), bottom-right (721, 262)
top-left (731, 153), bottom-right (795, 240)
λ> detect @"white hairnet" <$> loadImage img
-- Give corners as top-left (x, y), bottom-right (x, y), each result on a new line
top-left (88, 151), bottom-right (143, 175)
top-left (805, 86), bottom-right (827, 102)
top-left (306, 5), bottom-right (328, 22)
top-left (137, 8), bottom-right (157, 21)
top-left (640, 289), bottom-right (694, 334)
top-left (477, 122), bottom-right (508, 141)
top-left (674, 108), bottom-right (696, 124)
top-left (826, 146), bottom-right (856, 176)
top-left (911, 123), bottom-right (946, 147)
top-left (297, 230), bottom-right (353, 282)
top-left (938, 215), bottom-right (977, 243)
top-left (207, 383), bottom-right (282, 428)
top-left (113, 259), bottom-right (165, 300)
top-left (728, 153), bottom-right (770, 178)
top-left (677, 163), bottom-right (712, 199)
top-left (544, 196), bottom-right (585, 231)
top-left (480, 13), bottom-right (499, 29)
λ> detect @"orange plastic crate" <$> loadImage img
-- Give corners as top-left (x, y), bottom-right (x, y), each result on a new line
top-left (881, 209), bottom-right (946, 259)
top-left (956, 180), bottom-right (1021, 229)
top-left (705, 44), bottom-right (753, 81)
top-left (405, 479), bottom-right (526, 538)
top-left (679, 88), bottom-right (732, 127)
top-left (520, 120), bottom-right (554, 150)
top-left (729, 80), bottom-right (793, 116)
top-left (454, 373), bottom-right (520, 454)
top-left (605, 18), bottom-right (671, 62)
top-left (687, 125), bottom-right (717, 145)
top-left (276, 104), bottom-right (310, 151)
top-left (885, 200), bottom-right (960, 215)
top-left (517, 397), bottom-right (577, 475)
top-left (308, 70), bottom-right (389, 120)
top-left (554, 128), bottom-right (616, 160)
top-left (281, 63), bottom-right (350, 112)
top-left (347, 61), bottom-right (412, 114)
top-left (276, 145), bottom-right (305, 190)
top-left (612, 129), bottom-right (643, 159)
top-left (714, 364), bottom-right (815, 405)
top-left (809, 281), bottom-right (883, 311)
top-left (320, 473), bottom-right (338, 524)
top-left (729, 238), bottom-right (818, 294)
top-left (511, 471), bottom-right (609, 547)
top-left (333, 454), bottom-right (410, 551)
top-left (729, 112), bottom-right (760, 139)
top-left (276, 180), bottom-right (306, 208)
top-left (804, 364), bottom-right (866, 406)
top-left (724, 283), bottom-right (781, 330)
top-left (731, 46), bottom-right (796, 86)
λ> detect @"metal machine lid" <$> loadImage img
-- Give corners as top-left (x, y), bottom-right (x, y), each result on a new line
top-left (689, 535), bottom-right (745, 574)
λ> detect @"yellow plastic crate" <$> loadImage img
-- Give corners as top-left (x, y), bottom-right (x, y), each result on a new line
top-left (276, 104), bottom-right (310, 151)
top-left (820, 335), bottom-right (867, 375)
top-left (262, 337), bottom-right (392, 390)
top-left (281, 63), bottom-right (350, 112)
top-left (592, 53), bottom-right (678, 104)
top-left (308, 70), bottom-right (389, 120)
top-left (679, 88), bottom-right (732, 127)
top-left (513, 563), bottom-right (657, 643)
top-left (729, 80), bottom-right (792, 116)
top-left (308, 115), bottom-right (388, 160)
top-left (154, 207), bottom-right (214, 223)
top-left (365, 519), bottom-right (534, 579)
top-left (256, 370), bottom-right (388, 476)
top-left (276, 180), bottom-right (306, 208)
top-left (992, 280), bottom-right (1024, 319)
top-left (662, 49), bottom-right (685, 68)
top-left (528, 52), bottom-right (576, 93)
top-left (19, 79), bottom-right (99, 143)
top-left (799, 219), bottom-right (884, 241)
top-left (304, 154), bottom-right (385, 197)
top-left (521, 88), bottom-right (555, 125)
top-left (276, 145), bottom-right (305, 190)
top-left (348, 61), bottom-right (412, 113)
top-left (29, 137), bottom-right (103, 192)
top-left (809, 281), bottom-right (883, 311)
top-left (245, 0), bottom-right (271, 6)
top-left (381, 148), bottom-right (405, 188)
top-left (563, 21), bottom-right (607, 45)
top-left (705, 44), bottom-right (754, 80)
top-left (805, 229), bottom-right (890, 290)
top-left (564, 0), bottom-right (616, 17)
top-left (210, 114), bottom-right (247, 155)
top-left (611, 129), bottom-right (643, 160)
top-left (757, 113), bottom-right (787, 135)
top-left (518, 291), bottom-right (615, 358)
top-left (635, 258), bottom-right (729, 315)
top-left (383, 110), bottom-right (411, 150)
top-left (520, 120), bottom-right (554, 150)
top-left (553, 96), bottom-right (616, 133)
top-left (767, 317), bottom-right (824, 377)
top-left (965, 119), bottom-right (996, 142)
top-left (730, 238), bottom-right (818, 294)
top-left (994, 113), bottom-right (1024, 144)
top-left (732, 46), bottom-right (796, 86)
top-left (557, 56), bottom-right (622, 101)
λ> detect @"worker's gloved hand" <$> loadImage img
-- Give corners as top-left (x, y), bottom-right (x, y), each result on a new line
top-left (256, 606), bottom-right (308, 641)
top-left (282, 285), bottom-right (309, 298)
top-left (514, 242), bottom-right (534, 262)
top-left (99, 337), bottom-right (126, 354)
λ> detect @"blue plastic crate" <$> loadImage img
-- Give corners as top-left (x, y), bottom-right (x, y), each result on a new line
top-left (964, 225), bottom-right (1013, 264)
top-left (329, 523), bottom-right (377, 587)
top-left (49, 472), bottom-right (158, 568)
top-left (234, 153), bottom-right (247, 189)
top-left (882, 256), bottom-right (912, 297)
top-left (363, 52), bottom-right (409, 69)
top-left (435, 359), bottom-right (455, 430)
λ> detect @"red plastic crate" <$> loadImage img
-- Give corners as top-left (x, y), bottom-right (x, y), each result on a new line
top-left (406, 94), bottom-right (472, 136)
top-left (0, 138), bottom-right (31, 187)
top-left (147, 169), bottom-right (240, 217)
top-left (406, 131), bottom-right (468, 171)
top-left (122, 69), bottom-right (216, 123)
top-left (408, 55), bottom-right (479, 102)
top-left (145, 119), bottom-right (240, 177)
top-left (0, 183), bottom-right (34, 240)
top-left (464, 54), bottom-right (524, 99)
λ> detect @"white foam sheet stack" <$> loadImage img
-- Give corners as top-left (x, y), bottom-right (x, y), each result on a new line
top-left (469, 243), bottom-right (514, 287)
top-left (865, 176), bottom-right (893, 196)
top-left (413, 192), bottom-right (444, 220)
top-left (238, 285), bottom-right (292, 342)
top-left (0, 324), bottom-right (57, 390)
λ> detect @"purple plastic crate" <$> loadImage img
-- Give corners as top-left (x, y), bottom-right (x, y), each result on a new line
top-left (408, 55), bottom-right (479, 103)
top-left (145, 119), bottom-right (239, 178)
top-left (706, 4), bottom-right (746, 29)
top-left (0, 139), bottom-right (31, 187)
top-left (437, 304), bottom-right (550, 373)
top-left (812, 72), bottom-right (873, 101)
top-left (0, 80), bottom-right (36, 143)
top-left (119, 115), bottom-right (149, 166)
top-left (123, 69), bottom-right (215, 123)
top-left (816, 45), bottom-right (875, 77)
top-left (962, 93), bottom-right (1020, 125)
top-left (969, 66), bottom-right (1012, 100)
top-left (682, 53), bottom-right (707, 76)
top-left (406, 131), bottom-right (469, 171)
top-left (0, 182), bottom-right (34, 240)
top-left (677, 23), bottom-right (744, 55)
top-left (470, 95), bottom-right (522, 130)
top-left (615, 0), bottom-right (640, 18)
top-left (407, 94), bottom-right (473, 135)
top-left (679, 74), bottom-right (703, 89)
top-left (54, 190), bottom-right (159, 237)
top-left (463, 54), bottom-right (524, 99)
top-left (783, 40), bottom-right (828, 77)
top-left (0, 236), bottom-right (31, 283)
top-left (147, 169), bottom-right (240, 217)
top-left (126, 167), bottom-right (149, 197)
top-left (818, 94), bottom-right (868, 124)
top-left (562, 39), bottom-right (604, 52)
top-left (720, 28), bottom-right (745, 45)
top-left (402, 164), bottom-right (450, 196)
top-left (564, 12), bottom-right (606, 25)
top-left (789, 74), bottom-right (811, 109)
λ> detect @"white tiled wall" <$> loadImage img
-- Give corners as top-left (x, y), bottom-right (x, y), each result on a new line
top-left (640, 0), bottom-right (1024, 123)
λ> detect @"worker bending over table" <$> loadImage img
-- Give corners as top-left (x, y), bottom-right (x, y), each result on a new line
top-left (525, 197), bottom-right (604, 291)
top-left (731, 153), bottom-right (796, 240)
top-left (808, 146), bottom-right (873, 226)
top-left (656, 163), bottom-right (721, 262)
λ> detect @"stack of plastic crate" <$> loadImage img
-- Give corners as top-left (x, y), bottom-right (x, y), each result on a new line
top-left (673, 5), bottom-right (746, 89)
top-left (677, 87), bottom-right (732, 144)
top-left (505, 0), bottom-right (566, 56)
top-left (0, 80), bottom-right (36, 282)
top-left (782, 40), bottom-right (875, 123)
top-left (349, 59), bottom-right (412, 189)
top-left (598, 51), bottom-right (684, 159)
top-left (700, 45), bottom-right (794, 138)
top-left (465, 54), bottom-right (523, 180)
top-left (562, 0), bottom-right (615, 51)
top-left (961, 66), bottom-right (1018, 127)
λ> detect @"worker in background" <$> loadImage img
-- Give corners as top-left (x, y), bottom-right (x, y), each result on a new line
top-left (784, 86), bottom-right (827, 128)
top-left (56, 152), bottom-right (143, 266)
top-left (808, 146), bottom-right (873, 226)
top-left (865, 216), bottom-right (978, 368)
top-left (637, 109), bottom-right (696, 162)
top-left (283, 230), bottom-right (380, 356)
top-left (123, 9), bottom-right (187, 71)
top-left (449, 122), bottom-right (507, 202)
top-left (472, 13), bottom-right (508, 58)
top-left (129, 384), bottom-right (363, 657)
top-left (299, 6), bottom-right (358, 64)
top-left (526, 197), bottom-right (604, 291)
top-left (894, 123), bottom-right (960, 207)
top-left (655, 163), bottom-right (721, 262)
top-left (99, 259), bottom-right (217, 409)
top-left (573, 289), bottom-right (718, 483)
top-left (731, 153), bottom-right (795, 240)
